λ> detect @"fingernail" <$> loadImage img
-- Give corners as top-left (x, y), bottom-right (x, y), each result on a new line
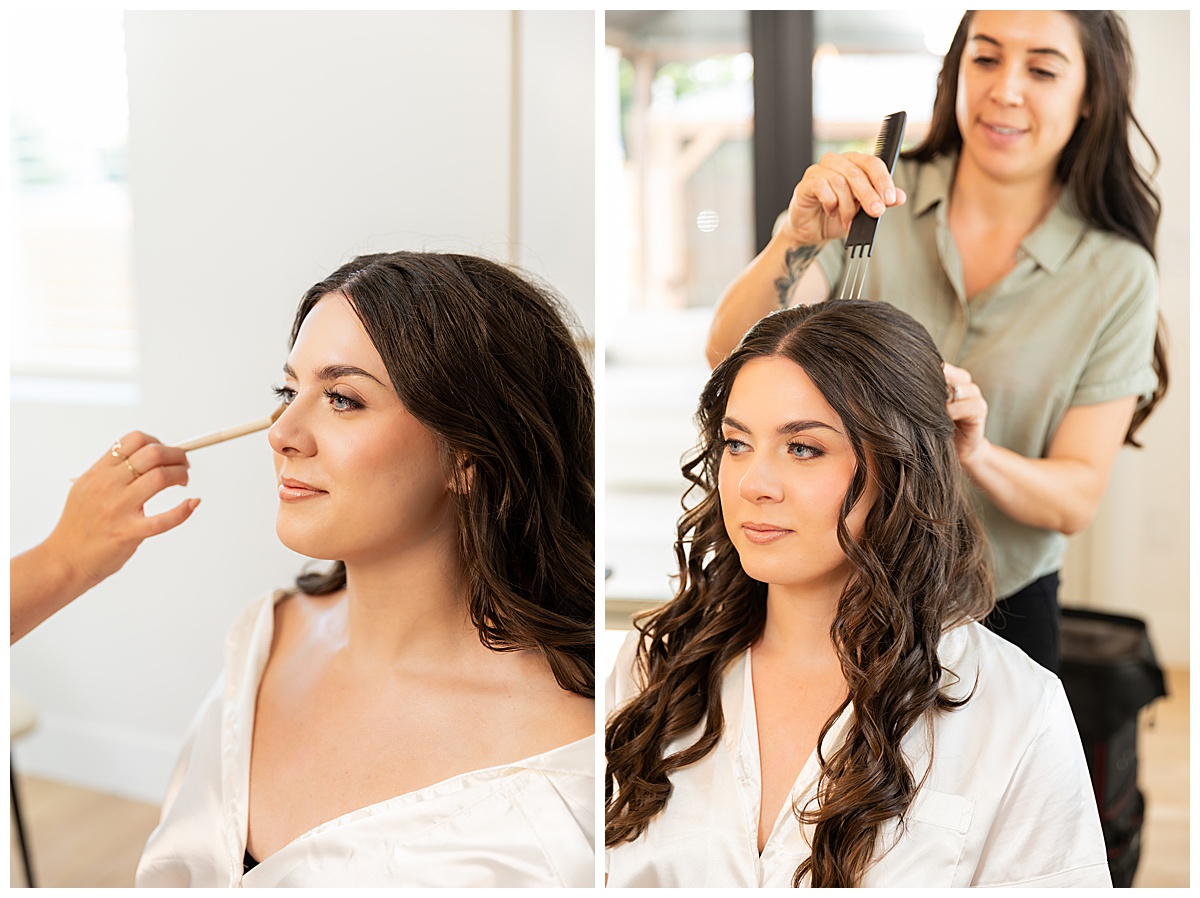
top-left (190, 498), bottom-right (202, 511)
top-left (885, 188), bottom-right (896, 204)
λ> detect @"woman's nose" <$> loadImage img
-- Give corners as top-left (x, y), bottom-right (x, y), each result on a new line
top-left (268, 397), bottom-right (315, 457)
top-left (738, 454), bottom-right (783, 503)
top-left (989, 61), bottom-right (1024, 107)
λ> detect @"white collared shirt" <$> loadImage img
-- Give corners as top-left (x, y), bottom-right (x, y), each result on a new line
top-left (605, 622), bottom-right (1111, 887)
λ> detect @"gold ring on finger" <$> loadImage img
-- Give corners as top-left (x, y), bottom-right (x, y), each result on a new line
top-left (111, 439), bottom-right (127, 459)
top-left (124, 458), bottom-right (142, 479)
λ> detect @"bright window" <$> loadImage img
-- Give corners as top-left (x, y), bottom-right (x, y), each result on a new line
top-left (10, 10), bottom-right (137, 385)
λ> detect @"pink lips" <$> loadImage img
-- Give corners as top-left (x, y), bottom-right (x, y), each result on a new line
top-left (741, 523), bottom-right (792, 545)
top-left (980, 120), bottom-right (1027, 145)
top-left (278, 476), bottom-right (327, 502)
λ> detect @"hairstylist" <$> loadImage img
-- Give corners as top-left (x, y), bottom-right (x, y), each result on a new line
top-left (705, 11), bottom-right (1166, 673)
top-left (11, 432), bottom-right (198, 643)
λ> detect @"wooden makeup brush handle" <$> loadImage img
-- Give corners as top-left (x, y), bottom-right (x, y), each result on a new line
top-left (176, 405), bottom-right (285, 452)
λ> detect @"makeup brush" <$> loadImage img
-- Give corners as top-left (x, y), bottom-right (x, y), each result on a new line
top-left (68, 405), bottom-right (286, 483)
top-left (177, 404), bottom-right (286, 452)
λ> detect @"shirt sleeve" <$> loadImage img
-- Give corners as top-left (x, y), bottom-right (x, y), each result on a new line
top-left (604, 628), bottom-right (645, 717)
top-left (134, 676), bottom-right (227, 886)
top-left (811, 238), bottom-right (846, 305)
top-left (604, 629), bottom-right (647, 879)
top-left (970, 680), bottom-right (1112, 887)
top-left (1071, 241), bottom-right (1159, 407)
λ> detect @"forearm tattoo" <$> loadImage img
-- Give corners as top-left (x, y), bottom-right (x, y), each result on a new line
top-left (774, 244), bottom-right (819, 309)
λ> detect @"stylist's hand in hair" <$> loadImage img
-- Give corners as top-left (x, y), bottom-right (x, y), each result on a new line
top-left (10, 432), bottom-right (199, 643)
top-left (781, 152), bottom-right (908, 246)
top-left (944, 363), bottom-right (990, 468)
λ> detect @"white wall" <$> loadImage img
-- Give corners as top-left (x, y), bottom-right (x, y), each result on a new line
top-left (1060, 10), bottom-right (1190, 668)
top-left (10, 10), bottom-right (595, 803)
top-left (518, 11), bottom-right (597, 338)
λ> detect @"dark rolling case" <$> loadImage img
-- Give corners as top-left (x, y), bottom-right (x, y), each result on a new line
top-left (1059, 607), bottom-right (1167, 888)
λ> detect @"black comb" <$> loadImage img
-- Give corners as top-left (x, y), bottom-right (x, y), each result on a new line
top-left (838, 111), bottom-right (907, 300)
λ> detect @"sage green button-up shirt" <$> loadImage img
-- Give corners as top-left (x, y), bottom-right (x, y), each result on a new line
top-left (806, 154), bottom-right (1159, 599)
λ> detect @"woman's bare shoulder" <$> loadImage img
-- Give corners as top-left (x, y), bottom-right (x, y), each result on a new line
top-left (493, 650), bottom-right (595, 748)
top-left (538, 680), bottom-right (595, 741)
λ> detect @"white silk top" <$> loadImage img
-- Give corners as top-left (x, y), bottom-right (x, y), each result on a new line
top-left (605, 622), bottom-right (1111, 888)
top-left (136, 591), bottom-right (596, 887)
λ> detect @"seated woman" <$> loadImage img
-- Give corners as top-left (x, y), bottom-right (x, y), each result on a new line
top-left (137, 252), bottom-right (596, 887)
top-left (605, 300), bottom-right (1109, 887)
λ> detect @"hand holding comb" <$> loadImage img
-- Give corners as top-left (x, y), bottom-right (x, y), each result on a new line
top-left (838, 111), bottom-right (907, 300)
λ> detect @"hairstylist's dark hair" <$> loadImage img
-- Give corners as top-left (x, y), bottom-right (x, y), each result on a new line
top-left (289, 252), bottom-right (595, 698)
top-left (605, 300), bottom-right (993, 886)
top-left (907, 10), bottom-right (1166, 445)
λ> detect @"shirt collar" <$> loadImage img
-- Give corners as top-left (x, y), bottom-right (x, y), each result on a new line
top-left (914, 152), bottom-right (1088, 275)
top-left (911, 153), bottom-right (956, 218)
top-left (1021, 192), bottom-right (1088, 274)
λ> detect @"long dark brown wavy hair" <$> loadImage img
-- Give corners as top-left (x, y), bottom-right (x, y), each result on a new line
top-left (605, 300), bottom-right (994, 886)
top-left (906, 10), bottom-right (1166, 446)
top-left (288, 251), bottom-right (594, 698)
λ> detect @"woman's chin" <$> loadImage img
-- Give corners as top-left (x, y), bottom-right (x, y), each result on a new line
top-left (275, 522), bottom-right (340, 561)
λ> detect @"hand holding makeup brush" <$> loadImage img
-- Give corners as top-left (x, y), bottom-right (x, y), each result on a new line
top-left (10, 431), bottom-right (199, 644)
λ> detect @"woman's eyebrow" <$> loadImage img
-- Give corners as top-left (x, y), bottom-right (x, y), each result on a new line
top-left (779, 419), bottom-right (841, 437)
top-left (722, 415), bottom-right (840, 436)
top-left (1027, 46), bottom-right (1071, 62)
top-left (282, 362), bottom-right (385, 385)
top-left (970, 33), bottom-right (1071, 63)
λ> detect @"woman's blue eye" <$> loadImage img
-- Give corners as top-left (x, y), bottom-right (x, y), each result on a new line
top-left (723, 438), bottom-right (748, 455)
top-left (271, 385), bottom-right (361, 412)
top-left (324, 389), bottom-right (362, 412)
top-left (789, 441), bottom-right (823, 460)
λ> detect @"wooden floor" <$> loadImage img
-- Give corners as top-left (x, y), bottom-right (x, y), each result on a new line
top-left (8, 669), bottom-right (1190, 887)
top-left (9, 775), bottom-right (159, 887)
top-left (1131, 666), bottom-right (1190, 887)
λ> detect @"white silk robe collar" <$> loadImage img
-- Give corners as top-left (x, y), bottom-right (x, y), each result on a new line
top-left (136, 591), bottom-right (596, 887)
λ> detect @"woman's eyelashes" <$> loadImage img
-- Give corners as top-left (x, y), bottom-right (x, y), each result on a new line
top-left (969, 54), bottom-right (1059, 81)
top-left (271, 384), bottom-right (363, 412)
top-left (788, 440), bottom-right (824, 460)
top-left (721, 436), bottom-right (824, 460)
top-left (324, 388), bottom-right (362, 412)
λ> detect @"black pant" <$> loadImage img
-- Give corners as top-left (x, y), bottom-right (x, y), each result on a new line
top-left (983, 571), bottom-right (1060, 674)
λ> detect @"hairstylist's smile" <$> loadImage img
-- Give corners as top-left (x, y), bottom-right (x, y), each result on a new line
top-left (979, 118), bottom-right (1029, 146)
top-left (741, 523), bottom-right (793, 545)
top-left (278, 476), bottom-right (328, 502)
top-left (981, 119), bottom-right (1027, 135)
